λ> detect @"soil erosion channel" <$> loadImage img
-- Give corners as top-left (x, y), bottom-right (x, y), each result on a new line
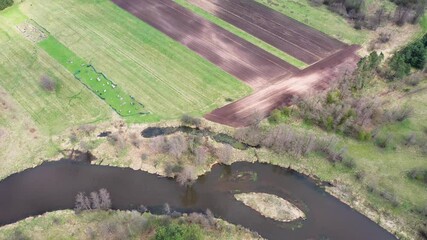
top-left (0, 161), bottom-right (396, 240)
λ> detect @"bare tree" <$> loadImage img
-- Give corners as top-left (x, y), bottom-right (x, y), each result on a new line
top-left (394, 6), bottom-right (410, 26)
top-left (99, 188), bottom-right (112, 210)
top-left (234, 126), bottom-right (263, 146)
top-left (107, 132), bottom-right (126, 150)
top-left (181, 114), bottom-right (202, 128)
top-left (75, 192), bottom-right (91, 213)
top-left (176, 166), bottom-right (197, 186)
top-left (149, 136), bottom-right (167, 153)
top-left (39, 75), bottom-right (56, 92)
top-left (90, 191), bottom-right (102, 209)
top-left (205, 209), bottom-right (215, 227)
top-left (195, 146), bottom-right (208, 165)
top-left (168, 135), bottom-right (188, 159)
top-left (78, 124), bottom-right (96, 136)
top-left (249, 110), bottom-right (264, 126)
top-left (129, 132), bottom-right (141, 148)
top-left (163, 203), bottom-right (171, 215)
top-left (216, 144), bottom-right (233, 165)
top-left (378, 32), bottom-right (391, 43)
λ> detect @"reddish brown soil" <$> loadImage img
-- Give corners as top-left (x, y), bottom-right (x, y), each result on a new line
top-left (112, 0), bottom-right (298, 90)
top-left (188, 0), bottom-right (347, 64)
top-left (205, 45), bottom-right (361, 127)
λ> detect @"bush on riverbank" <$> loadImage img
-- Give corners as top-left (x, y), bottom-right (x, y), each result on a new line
top-left (0, 0), bottom-right (13, 11)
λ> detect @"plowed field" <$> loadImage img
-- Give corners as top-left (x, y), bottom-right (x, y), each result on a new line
top-left (188, 0), bottom-right (347, 65)
top-left (112, 0), bottom-right (299, 89)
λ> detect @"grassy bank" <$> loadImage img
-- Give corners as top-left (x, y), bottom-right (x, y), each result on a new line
top-left (0, 210), bottom-right (259, 240)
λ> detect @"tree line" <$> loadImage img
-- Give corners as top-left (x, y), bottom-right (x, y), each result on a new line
top-left (310, 0), bottom-right (426, 29)
top-left (0, 0), bottom-right (13, 11)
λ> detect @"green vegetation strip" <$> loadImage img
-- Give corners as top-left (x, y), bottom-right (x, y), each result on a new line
top-left (174, 0), bottom-right (307, 69)
top-left (38, 36), bottom-right (148, 117)
top-left (255, 0), bottom-right (368, 45)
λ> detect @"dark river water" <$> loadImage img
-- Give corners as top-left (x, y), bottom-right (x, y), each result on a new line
top-left (0, 161), bottom-right (396, 240)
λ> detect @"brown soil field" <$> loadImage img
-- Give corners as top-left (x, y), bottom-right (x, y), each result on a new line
top-left (188, 0), bottom-right (347, 64)
top-left (112, 0), bottom-right (299, 90)
top-left (205, 45), bottom-right (361, 127)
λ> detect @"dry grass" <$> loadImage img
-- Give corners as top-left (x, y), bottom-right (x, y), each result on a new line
top-left (234, 193), bottom-right (305, 222)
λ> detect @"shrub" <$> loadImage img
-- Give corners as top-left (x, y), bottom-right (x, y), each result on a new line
top-left (268, 109), bottom-right (282, 124)
top-left (354, 170), bottom-right (366, 181)
top-left (357, 129), bottom-right (372, 141)
top-left (215, 144), bottom-right (233, 164)
top-left (404, 133), bottom-right (417, 146)
top-left (404, 72), bottom-right (424, 86)
top-left (168, 135), bottom-right (188, 159)
top-left (374, 134), bottom-right (396, 150)
top-left (407, 169), bottom-right (427, 184)
top-left (78, 124), bottom-right (96, 136)
top-left (176, 166), bottom-right (197, 186)
top-left (0, 0), bottom-right (13, 11)
top-left (195, 146), bottom-right (208, 165)
top-left (234, 126), bottom-right (263, 146)
top-left (342, 157), bottom-right (356, 169)
top-left (383, 106), bottom-right (413, 122)
top-left (39, 75), bottom-right (56, 92)
top-left (155, 223), bottom-right (203, 240)
top-left (378, 32), bottom-right (391, 43)
top-left (141, 153), bottom-right (148, 161)
top-left (181, 115), bottom-right (201, 128)
top-left (268, 107), bottom-right (293, 124)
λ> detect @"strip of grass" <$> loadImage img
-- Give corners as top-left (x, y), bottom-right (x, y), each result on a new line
top-left (175, 0), bottom-right (307, 69)
top-left (39, 36), bottom-right (151, 119)
top-left (255, 0), bottom-right (368, 45)
top-left (21, 0), bottom-right (251, 121)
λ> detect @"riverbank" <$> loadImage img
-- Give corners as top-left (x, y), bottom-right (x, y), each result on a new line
top-left (0, 210), bottom-right (261, 240)
top-left (0, 118), bottom-right (420, 239)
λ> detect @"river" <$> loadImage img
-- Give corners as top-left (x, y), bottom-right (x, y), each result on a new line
top-left (0, 160), bottom-right (396, 240)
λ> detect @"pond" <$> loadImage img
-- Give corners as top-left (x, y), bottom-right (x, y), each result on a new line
top-left (0, 161), bottom-right (396, 240)
top-left (140, 126), bottom-right (254, 150)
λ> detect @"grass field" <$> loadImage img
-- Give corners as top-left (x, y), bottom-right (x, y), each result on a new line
top-left (0, 7), bottom-right (111, 134)
top-left (0, 6), bottom-right (113, 179)
top-left (20, 0), bottom-right (251, 121)
top-left (256, 0), bottom-right (369, 45)
top-left (174, 0), bottom-right (307, 69)
top-left (39, 36), bottom-right (149, 119)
